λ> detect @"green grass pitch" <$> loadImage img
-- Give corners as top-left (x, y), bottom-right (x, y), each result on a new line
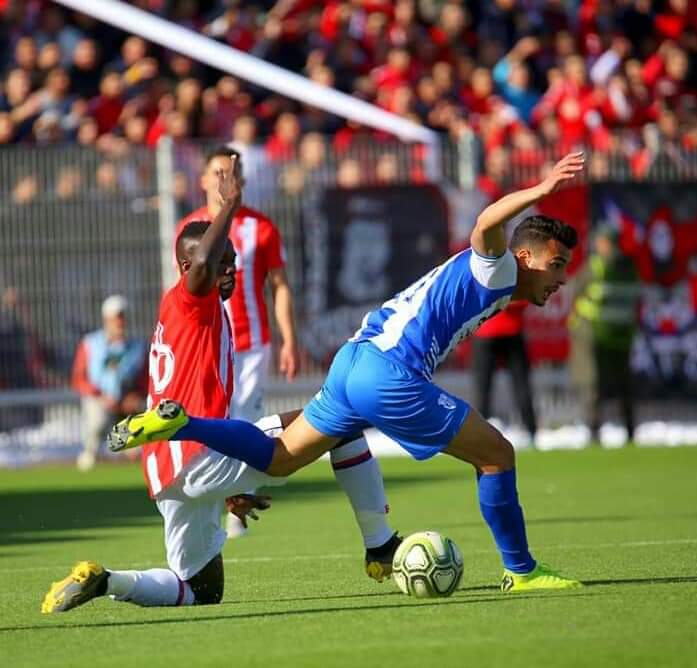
top-left (1, 447), bottom-right (696, 668)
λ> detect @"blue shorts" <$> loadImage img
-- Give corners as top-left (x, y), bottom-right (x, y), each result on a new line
top-left (304, 341), bottom-right (469, 460)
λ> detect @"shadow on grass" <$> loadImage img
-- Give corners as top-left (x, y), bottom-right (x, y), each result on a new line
top-left (583, 575), bottom-right (697, 587)
top-left (0, 487), bottom-right (158, 547)
top-left (6, 574), bottom-right (694, 633)
top-left (0, 590), bottom-right (601, 633)
top-left (230, 575), bottom-right (697, 607)
top-left (234, 583), bottom-right (501, 606)
top-left (0, 470), bottom-right (459, 547)
top-left (439, 515), bottom-right (639, 531)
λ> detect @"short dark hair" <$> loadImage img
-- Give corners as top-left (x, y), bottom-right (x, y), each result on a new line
top-left (178, 220), bottom-right (210, 241)
top-left (175, 220), bottom-right (210, 262)
top-left (510, 214), bottom-right (578, 251)
top-left (205, 145), bottom-right (241, 166)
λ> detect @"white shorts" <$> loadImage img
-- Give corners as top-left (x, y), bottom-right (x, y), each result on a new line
top-left (155, 414), bottom-right (286, 580)
top-left (231, 344), bottom-right (272, 423)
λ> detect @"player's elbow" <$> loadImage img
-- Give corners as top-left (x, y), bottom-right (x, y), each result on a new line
top-left (474, 212), bottom-right (494, 233)
top-left (469, 225), bottom-right (486, 253)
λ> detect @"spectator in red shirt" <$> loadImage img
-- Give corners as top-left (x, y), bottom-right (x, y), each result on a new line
top-left (88, 72), bottom-right (124, 135)
top-left (265, 111), bottom-right (301, 161)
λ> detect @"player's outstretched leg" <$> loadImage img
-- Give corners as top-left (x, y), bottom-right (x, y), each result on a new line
top-left (42, 562), bottom-right (198, 612)
top-left (109, 400), bottom-right (335, 476)
top-left (108, 399), bottom-right (278, 472)
top-left (444, 409), bottom-right (582, 593)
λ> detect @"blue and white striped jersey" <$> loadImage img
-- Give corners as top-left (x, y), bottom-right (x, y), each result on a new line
top-left (351, 249), bottom-right (518, 379)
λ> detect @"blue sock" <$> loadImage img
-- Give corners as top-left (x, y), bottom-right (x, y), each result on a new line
top-left (175, 417), bottom-right (275, 472)
top-left (478, 469), bottom-right (536, 574)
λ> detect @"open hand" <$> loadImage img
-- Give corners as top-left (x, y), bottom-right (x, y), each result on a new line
top-left (224, 494), bottom-right (272, 528)
top-left (539, 152), bottom-right (585, 196)
top-left (215, 154), bottom-right (243, 209)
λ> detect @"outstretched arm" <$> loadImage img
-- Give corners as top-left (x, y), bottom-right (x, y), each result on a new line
top-left (187, 155), bottom-right (242, 296)
top-left (470, 152), bottom-right (585, 257)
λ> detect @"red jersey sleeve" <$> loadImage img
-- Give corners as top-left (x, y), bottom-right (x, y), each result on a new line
top-left (262, 220), bottom-right (286, 271)
top-left (171, 275), bottom-right (221, 323)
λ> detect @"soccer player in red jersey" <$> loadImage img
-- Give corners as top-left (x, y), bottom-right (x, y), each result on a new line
top-left (178, 147), bottom-right (300, 537)
top-left (42, 156), bottom-right (398, 613)
top-left (176, 147), bottom-right (299, 424)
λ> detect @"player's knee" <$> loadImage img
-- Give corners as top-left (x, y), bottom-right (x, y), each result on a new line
top-left (482, 435), bottom-right (515, 472)
top-left (187, 554), bottom-right (224, 605)
top-left (193, 584), bottom-right (223, 605)
top-left (495, 437), bottom-right (516, 470)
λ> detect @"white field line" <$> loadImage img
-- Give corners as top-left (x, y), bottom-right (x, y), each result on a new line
top-left (0, 538), bottom-right (695, 575)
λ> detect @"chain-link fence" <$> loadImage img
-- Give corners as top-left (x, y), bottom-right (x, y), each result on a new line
top-left (1, 136), bottom-right (696, 464)
top-left (0, 144), bottom-right (161, 463)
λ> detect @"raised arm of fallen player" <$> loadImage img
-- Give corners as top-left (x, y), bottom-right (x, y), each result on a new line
top-left (186, 155), bottom-right (243, 296)
top-left (470, 152), bottom-right (585, 258)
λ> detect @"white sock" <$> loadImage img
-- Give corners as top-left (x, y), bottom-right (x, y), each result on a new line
top-left (106, 569), bottom-right (195, 607)
top-left (330, 437), bottom-right (394, 549)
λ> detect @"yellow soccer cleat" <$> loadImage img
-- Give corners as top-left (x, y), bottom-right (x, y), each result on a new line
top-left (107, 399), bottom-right (188, 452)
top-left (365, 533), bottom-right (402, 583)
top-left (41, 561), bottom-right (108, 613)
top-left (365, 560), bottom-right (393, 583)
top-left (501, 563), bottom-right (583, 593)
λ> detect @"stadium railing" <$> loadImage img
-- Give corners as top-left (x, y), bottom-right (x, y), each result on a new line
top-left (1, 135), bottom-right (695, 464)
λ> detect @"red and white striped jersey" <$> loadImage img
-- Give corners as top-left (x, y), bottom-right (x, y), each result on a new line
top-left (141, 276), bottom-right (234, 497)
top-left (175, 205), bottom-right (286, 352)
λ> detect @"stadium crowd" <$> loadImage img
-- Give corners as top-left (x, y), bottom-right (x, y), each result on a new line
top-left (0, 0), bottom-right (695, 184)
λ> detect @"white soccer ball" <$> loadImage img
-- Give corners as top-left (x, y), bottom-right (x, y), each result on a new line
top-left (392, 531), bottom-right (464, 598)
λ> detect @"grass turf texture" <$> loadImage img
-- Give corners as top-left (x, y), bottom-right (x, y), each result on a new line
top-left (1, 447), bottom-right (696, 668)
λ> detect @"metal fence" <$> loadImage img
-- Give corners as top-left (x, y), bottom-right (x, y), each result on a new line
top-left (1, 135), bottom-right (695, 465)
top-left (0, 136), bottom-right (463, 464)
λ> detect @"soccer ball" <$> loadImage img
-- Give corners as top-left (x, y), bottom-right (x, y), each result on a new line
top-left (392, 531), bottom-right (463, 598)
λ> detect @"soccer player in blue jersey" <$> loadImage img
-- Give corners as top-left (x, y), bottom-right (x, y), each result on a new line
top-left (111, 152), bottom-right (585, 592)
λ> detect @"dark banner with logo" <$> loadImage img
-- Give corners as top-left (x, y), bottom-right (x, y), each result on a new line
top-left (302, 184), bottom-right (449, 362)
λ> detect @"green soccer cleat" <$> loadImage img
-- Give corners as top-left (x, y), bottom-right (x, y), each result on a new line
top-left (41, 561), bottom-right (108, 613)
top-left (365, 532), bottom-right (402, 583)
top-left (107, 399), bottom-right (188, 452)
top-left (501, 563), bottom-right (583, 593)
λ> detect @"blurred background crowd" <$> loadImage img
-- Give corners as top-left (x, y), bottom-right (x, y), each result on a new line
top-left (1, 0), bottom-right (696, 183)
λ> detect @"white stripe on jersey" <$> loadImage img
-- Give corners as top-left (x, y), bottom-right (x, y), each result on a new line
top-left (219, 301), bottom-right (231, 390)
top-left (239, 216), bottom-right (263, 348)
top-left (367, 254), bottom-right (459, 353)
top-left (147, 452), bottom-right (162, 496)
top-left (170, 441), bottom-right (183, 477)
